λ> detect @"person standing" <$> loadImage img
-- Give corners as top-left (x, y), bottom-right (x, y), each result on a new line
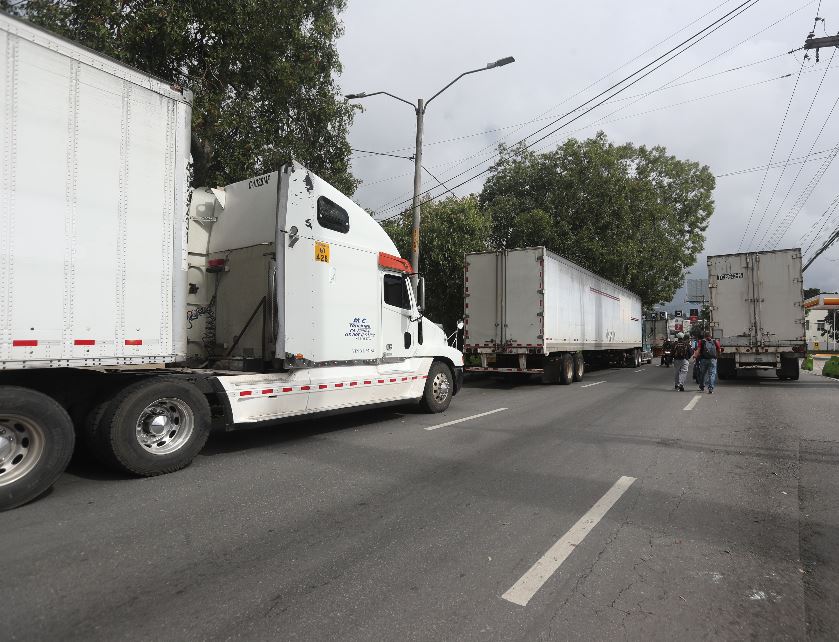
top-left (694, 330), bottom-right (722, 393)
top-left (672, 332), bottom-right (690, 391)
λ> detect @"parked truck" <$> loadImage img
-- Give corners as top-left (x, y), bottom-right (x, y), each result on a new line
top-left (463, 247), bottom-right (643, 382)
top-left (0, 13), bottom-right (462, 510)
top-left (707, 248), bottom-right (805, 380)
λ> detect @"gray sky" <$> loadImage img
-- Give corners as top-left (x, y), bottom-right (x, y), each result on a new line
top-left (337, 0), bottom-right (839, 296)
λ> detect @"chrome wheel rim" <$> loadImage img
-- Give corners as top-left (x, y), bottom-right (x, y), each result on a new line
top-left (432, 371), bottom-right (451, 403)
top-left (0, 414), bottom-right (46, 487)
top-left (565, 359), bottom-right (573, 380)
top-left (135, 398), bottom-right (194, 456)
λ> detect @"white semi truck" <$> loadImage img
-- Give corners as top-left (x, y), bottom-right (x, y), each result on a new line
top-left (707, 249), bottom-right (805, 380)
top-left (0, 13), bottom-right (463, 510)
top-left (463, 247), bottom-right (644, 382)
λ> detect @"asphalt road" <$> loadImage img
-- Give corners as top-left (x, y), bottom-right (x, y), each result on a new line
top-left (3, 363), bottom-right (839, 641)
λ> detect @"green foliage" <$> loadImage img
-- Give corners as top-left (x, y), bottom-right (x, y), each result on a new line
top-left (383, 196), bottom-right (490, 331)
top-left (804, 287), bottom-right (821, 300)
top-left (802, 354), bottom-right (813, 371)
top-left (481, 132), bottom-right (715, 306)
top-left (3, 0), bottom-right (357, 191)
top-left (823, 356), bottom-right (839, 379)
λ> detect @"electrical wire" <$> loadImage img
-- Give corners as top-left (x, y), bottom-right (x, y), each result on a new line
top-left (736, 54), bottom-right (807, 251)
top-left (377, 0), bottom-right (761, 221)
top-left (747, 48), bottom-right (836, 249)
top-left (365, 0), bottom-right (813, 210)
top-left (715, 144), bottom-right (837, 176)
top-left (761, 89), bottom-right (839, 248)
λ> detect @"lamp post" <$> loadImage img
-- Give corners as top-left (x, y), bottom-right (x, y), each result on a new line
top-left (346, 56), bottom-right (515, 289)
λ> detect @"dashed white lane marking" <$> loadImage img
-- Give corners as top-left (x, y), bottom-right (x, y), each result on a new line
top-left (501, 475), bottom-right (637, 607)
top-left (424, 408), bottom-right (508, 431)
top-left (683, 394), bottom-right (703, 411)
top-left (580, 381), bottom-right (605, 388)
top-left (634, 368), bottom-right (646, 373)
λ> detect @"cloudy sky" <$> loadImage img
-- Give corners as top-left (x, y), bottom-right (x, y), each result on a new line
top-left (336, 0), bottom-right (839, 297)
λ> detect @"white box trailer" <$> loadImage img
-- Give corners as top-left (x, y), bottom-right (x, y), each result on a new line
top-left (0, 13), bottom-right (463, 510)
top-left (707, 248), bottom-right (805, 380)
top-left (464, 247), bottom-right (643, 383)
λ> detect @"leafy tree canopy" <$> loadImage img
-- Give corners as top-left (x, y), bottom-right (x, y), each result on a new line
top-left (804, 287), bottom-right (821, 300)
top-left (3, 0), bottom-right (358, 192)
top-left (480, 132), bottom-right (715, 306)
top-left (384, 196), bottom-right (490, 331)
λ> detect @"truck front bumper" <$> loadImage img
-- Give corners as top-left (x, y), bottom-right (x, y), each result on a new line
top-left (453, 366), bottom-right (464, 395)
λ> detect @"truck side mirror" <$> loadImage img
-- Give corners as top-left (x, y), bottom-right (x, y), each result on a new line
top-left (417, 276), bottom-right (426, 312)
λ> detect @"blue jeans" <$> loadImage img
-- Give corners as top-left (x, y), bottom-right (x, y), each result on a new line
top-left (700, 359), bottom-right (717, 390)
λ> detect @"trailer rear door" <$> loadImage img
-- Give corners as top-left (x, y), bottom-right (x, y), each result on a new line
top-left (753, 250), bottom-right (804, 346)
top-left (503, 248), bottom-right (544, 348)
top-left (464, 252), bottom-right (502, 348)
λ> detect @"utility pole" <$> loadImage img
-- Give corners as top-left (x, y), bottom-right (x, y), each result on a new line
top-left (411, 98), bottom-right (424, 282)
top-left (346, 56), bottom-right (515, 291)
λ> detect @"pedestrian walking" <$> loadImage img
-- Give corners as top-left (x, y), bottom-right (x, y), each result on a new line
top-left (693, 330), bottom-right (722, 393)
top-left (672, 332), bottom-right (690, 391)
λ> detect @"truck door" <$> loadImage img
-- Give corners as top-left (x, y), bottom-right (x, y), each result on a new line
top-left (380, 272), bottom-right (417, 362)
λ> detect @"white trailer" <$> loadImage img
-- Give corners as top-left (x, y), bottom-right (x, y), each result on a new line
top-left (707, 248), bottom-right (805, 380)
top-left (0, 14), bottom-right (462, 510)
top-left (464, 247), bottom-right (643, 383)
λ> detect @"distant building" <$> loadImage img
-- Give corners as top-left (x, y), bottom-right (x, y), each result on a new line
top-left (804, 293), bottom-right (839, 351)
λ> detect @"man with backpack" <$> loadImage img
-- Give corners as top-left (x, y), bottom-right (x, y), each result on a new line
top-left (672, 333), bottom-right (691, 391)
top-left (693, 330), bottom-right (722, 393)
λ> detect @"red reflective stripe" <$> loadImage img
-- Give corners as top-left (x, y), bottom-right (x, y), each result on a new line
top-left (364, 380), bottom-right (372, 385)
top-left (74, 339), bottom-right (95, 345)
top-left (349, 381), bottom-right (358, 386)
top-left (300, 386), bottom-right (311, 391)
top-left (412, 376), bottom-right (418, 380)
top-left (378, 379), bottom-right (385, 384)
top-left (282, 387), bottom-right (293, 393)
top-left (401, 377), bottom-right (408, 381)
top-left (262, 389), bottom-right (274, 395)
top-left (12, 340), bottom-right (37, 347)
top-left (239, 391), bottom-right (252, 397)
top-left (389, 378), bottom-right (396, 383)
top-left (378, 251), bottom-right (412, 273)
top-left (334, 383), bottom-right (343, 388)
top-left (319, 384), bottom-right (328, 389)
top-left (125, 339), bottom-right (143, 346)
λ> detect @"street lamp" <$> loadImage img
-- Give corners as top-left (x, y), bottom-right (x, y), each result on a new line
top-left (346, 56), bottom-right (515, 289)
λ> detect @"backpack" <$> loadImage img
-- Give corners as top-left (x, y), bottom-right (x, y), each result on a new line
top-left (673, 342), bottom-right (689, 359)
top-left (701, 339), bottom-right (718, 359)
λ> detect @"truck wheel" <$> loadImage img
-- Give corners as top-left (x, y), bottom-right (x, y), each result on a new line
top-left (777, 358), bottom-right (799, 381)
top-left (421, 362), bottom-right (454, 413)
top-left (95, 379), bottom-right (211, 476)
top-left (0, 387), bottom-right (75, 511)
top-left (559, 353), bottom-right (574, 385)
top-left (573, 353), bottom-right (585, 382)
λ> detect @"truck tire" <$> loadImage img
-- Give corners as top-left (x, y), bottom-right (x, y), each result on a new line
top-left (634, 349), bottom-right (641, 368)
top-left (421, 361), bottom-right (454, 413)
top-left (559, 353), bottom-right (574, 385)
top-left (94, 379), bottom-right (211, 476)
top-left (0, 386), bottom-right (75, 511)
top-left (573, 353), bottom-right (585, 382)
top-left (777, 358), bottom-right (799, 381)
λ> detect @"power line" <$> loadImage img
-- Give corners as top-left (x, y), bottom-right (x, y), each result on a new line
top-left (747, 48), bottom-right (836, 249)
top-left (351, 51), bottom-right (789, 165)
top-left (736, 54), bottom-right (807, 251)
top-left (371, 0), bottom-right (811, 217)
top-left (715, 144), bottom-right (837, 177)
top-left (377, 0), bottom-right (761, 221)
top-left (761, 88), bottom-right (839, 248)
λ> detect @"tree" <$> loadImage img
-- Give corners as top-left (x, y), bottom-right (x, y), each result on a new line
top-left (383, 196), bottom-right (491, 331)
top-left (2, 0), bottom-right (358, 192)
top-left (804, 287), bottom-right (821, 300)
top-left (480, 133), bottom-right (715, 306)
